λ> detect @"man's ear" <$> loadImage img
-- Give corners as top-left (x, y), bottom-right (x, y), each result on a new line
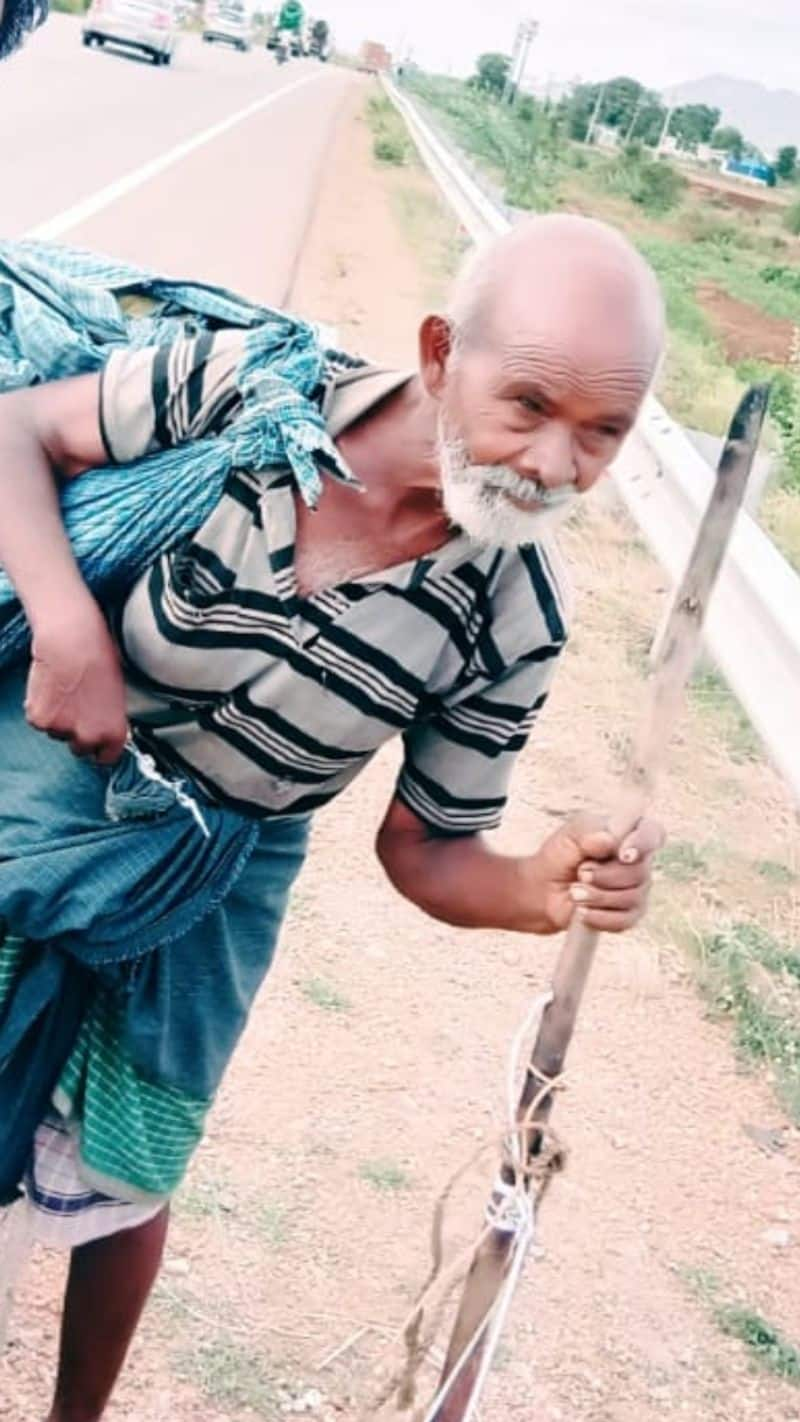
top-left (418, 315), bottom-right (454, 399)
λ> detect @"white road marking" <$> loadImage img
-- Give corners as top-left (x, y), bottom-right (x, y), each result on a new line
top-left (28, 71), bottom-right (326, 241)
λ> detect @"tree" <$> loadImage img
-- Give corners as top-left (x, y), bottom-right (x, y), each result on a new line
top-left (473, 52), bottom-right (511, 99)
top-left (560, 76), bottom-right (664, 146)
top-left (560, 82), bottom-right (601, 142)
top-left (629, 97), bottom-right (667, 146)
top-left (668, 103), bottom-right (720, 151)
top-left (711, 125), bottom-right (744, 159)
top-left (776, 145), bottom-right (798, 181)
top-left (600, 75), bottom-right (642, 130)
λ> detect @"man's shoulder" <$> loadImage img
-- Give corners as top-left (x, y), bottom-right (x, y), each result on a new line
top-left (493, 535), bottom-right (573, 651)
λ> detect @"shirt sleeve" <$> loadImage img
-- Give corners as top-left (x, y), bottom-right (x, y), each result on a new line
top-left (395, 647), bottom-right (564, 835)
top-left (99, 327), bottom-right (248, 465)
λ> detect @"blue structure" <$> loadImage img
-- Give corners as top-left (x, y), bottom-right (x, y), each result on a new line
top-left (723, 157), bottom-right (776, 186)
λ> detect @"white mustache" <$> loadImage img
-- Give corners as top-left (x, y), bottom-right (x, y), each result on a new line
top-left (478, 466), bottom-right (577, 508)
top-left (440, 439), bottom-right (578, 509)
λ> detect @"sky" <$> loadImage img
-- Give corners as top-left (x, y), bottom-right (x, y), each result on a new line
top-left (320, 0), bottom-right (800, 95)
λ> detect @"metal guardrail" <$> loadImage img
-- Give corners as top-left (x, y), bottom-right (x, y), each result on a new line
top-left (383, 77), bottom-right (800, 808)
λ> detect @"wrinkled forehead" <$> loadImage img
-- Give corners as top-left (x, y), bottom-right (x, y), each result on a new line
top-left (474, 277), bottom-right (661, 402)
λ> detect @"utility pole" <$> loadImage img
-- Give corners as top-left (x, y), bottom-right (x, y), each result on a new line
top-left (656, 105), bottom-right (673, 154)
top-left (585, 81), bottom-right (606, 145)
top-left (623, 94), bottom-right (642, 146)
top-left (502, 15), bottom-right (539, 104)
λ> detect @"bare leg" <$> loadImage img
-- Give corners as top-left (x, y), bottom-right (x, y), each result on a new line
top-left (46, 1206), bottom-right (169, 1422)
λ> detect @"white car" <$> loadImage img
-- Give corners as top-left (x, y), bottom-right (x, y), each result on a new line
top-left (82, 0), bottom-right (179, 65)
top-left (202, 0), bottom-right (251, 51)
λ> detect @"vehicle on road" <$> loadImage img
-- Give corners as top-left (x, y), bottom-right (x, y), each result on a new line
top-left (202, 0), bottom-right (251, 50)
top-left (359, 39), bottom-right (391, 73)
top-left (82, 0), bottom-right (179, 64)
top-left (266, 0), bottom-right (306, 55)
top-left (274, 29), bottom-right (290, 63)
top-left (308, 18), bottom-right (330, 60)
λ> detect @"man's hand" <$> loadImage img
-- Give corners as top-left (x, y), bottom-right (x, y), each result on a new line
top-left (531, 813), bottom-right (664, 933)
top-left (25, 598), bottom-right (129, 765)
top-left (377, 796), bottom-right (664, 938)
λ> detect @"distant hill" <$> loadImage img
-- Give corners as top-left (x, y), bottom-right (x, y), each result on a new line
top-left (664, 74), bottom-right (800, 155)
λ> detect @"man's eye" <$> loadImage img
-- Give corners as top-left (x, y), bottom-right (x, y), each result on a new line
top-left (516, 396), bottom-right (543, 414)
top-left (586, 424), bottom-right (622, 440)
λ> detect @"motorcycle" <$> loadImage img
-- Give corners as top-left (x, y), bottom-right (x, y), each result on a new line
top-left (274, 28), bottom-right (291, 63)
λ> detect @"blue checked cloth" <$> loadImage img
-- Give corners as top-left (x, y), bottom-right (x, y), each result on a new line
top-left (0, 238), bottom-right (363, 666)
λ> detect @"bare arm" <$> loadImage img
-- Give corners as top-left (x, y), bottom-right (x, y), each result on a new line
top-left (377, 796), bottom-right (663, 936)
top-left (0, 375), bottom-right (129, 763)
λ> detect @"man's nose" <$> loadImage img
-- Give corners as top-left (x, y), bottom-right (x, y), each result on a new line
top-left (517, 421), bottom-right (576, 489)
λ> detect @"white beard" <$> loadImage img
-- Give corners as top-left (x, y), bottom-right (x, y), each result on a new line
top-left (436, 429), bottom-right (578, 549)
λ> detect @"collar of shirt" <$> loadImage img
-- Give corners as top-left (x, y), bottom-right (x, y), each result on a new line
top-left (266, 364), bottom-right (475, 608)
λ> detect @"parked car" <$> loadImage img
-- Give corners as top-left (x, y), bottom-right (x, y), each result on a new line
top-left (202, 0), bottom-right (251, 51)
top-left (82, 0), bottom-right (178, 65)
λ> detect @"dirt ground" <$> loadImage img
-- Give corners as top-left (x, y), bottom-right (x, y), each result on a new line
top-left (695, 280), bottom-right (795, 363)
top-left (3, 76), bottom-right (800, 1422)
top-left (685, 171), bottom-right (789, 213)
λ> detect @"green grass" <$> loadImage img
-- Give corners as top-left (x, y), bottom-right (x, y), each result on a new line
top-left (624, 626), bottom-right (653, 677)
top-left (174, 1338), bottom-right (279, 1415)
top-left (359, 1158), bottom-right (412, 1192)
top-left (254, 1202), bottom-right (289, 1247)
top-left (716, 1306), bottom-right (800, 1383)
top-left (658, 839), bottom-right (709, 883)
top-left (365, 94), bottom-right (414, 167)
top-left (762, 483), bottom-right (800, 571)
top-left (175, 1177), bottom-right (289, 1246)
top-left (682, 1268), bottom-right (800, 1384)
top-left (175, 1167), bottom-right (237, 1220)
top-left (696, 920), bottom-right (800, 1120)
top-left (755, 858), bottom-right (797, 886)
top-left (390, 183), bottom-right (466, 306)
top-left (299, 977), bottom-right (352, 1013)
top-left (176, 1183), bottom-right (233, 1220)
top-left (689, 665), bottom-right (762, 763)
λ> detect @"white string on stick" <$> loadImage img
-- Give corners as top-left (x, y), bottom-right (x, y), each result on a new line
top-left (419, 990), bottom-right (554, 1422)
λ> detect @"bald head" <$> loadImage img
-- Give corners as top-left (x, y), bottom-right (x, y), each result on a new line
top-left (448, 213), bottom-right (664, 383)
top-left (419, 214), bottom-right (665, 539)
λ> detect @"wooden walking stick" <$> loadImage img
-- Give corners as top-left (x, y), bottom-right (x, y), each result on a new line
top-left (426, 384), bottom-right (770, 1422)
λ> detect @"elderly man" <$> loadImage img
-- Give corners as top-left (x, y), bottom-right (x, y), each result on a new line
top-left (0, 214), bottom-right (664, 1422)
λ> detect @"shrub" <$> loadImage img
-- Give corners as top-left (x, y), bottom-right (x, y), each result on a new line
top-left (631, 158), bottom-right (686, 213)
top-left (373, 135), bottom-right (408, 165)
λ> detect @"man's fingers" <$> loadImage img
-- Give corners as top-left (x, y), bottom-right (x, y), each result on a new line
top-left (576, 818), bottom-right (664, 870)
top-left (34, 722), bottom-right (127, 763)
top-left (69, 729), bottom-right (127, 764)
top-left (618, 818), bottom-right (665, 864)
top-left (578, 859), bottom-right (648, 891)
top-left (94, 737), bottom-right (127, 766)
top-left (575, 905), bottom-right (643, 932)
top-left (569, 813), bottom-right (617, 862)
top-left (570, 885), bottom-right (643, 913)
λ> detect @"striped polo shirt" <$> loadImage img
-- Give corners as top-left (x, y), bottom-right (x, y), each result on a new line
top-left (101, 329), bottom-right (570, 832)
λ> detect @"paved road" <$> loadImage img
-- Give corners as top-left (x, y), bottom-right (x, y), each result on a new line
top-left (1, 14), bottom-right (352, 303)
